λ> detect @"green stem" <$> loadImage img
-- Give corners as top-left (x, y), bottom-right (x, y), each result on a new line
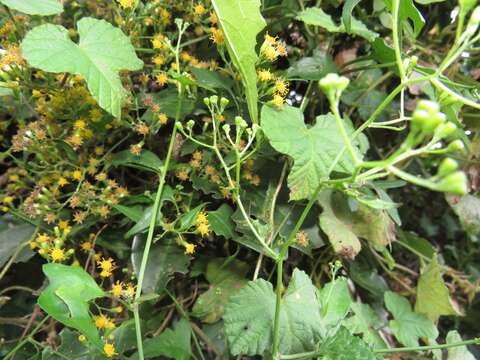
top-left (391, 0), bottom-right (406, 80)
top-left (4, 315), bottom-right (50, 360)
top-left (271, 183), bottom-right (324, 359)
top-left (132, 88), bottom-right (183, 360)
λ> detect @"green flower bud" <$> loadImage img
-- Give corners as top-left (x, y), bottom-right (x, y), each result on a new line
top-left (434, 122), bottom-right (457, 139)
top-left (203, 97), bottom-right (210, 106)
top-left (319, 73), bottom-right (349, 94)
top-left (447, 139), bottom-right (465, 152)
top-left (412, 100), bottom-right (445, 133)
top-left (67, 249), bottom-right (75, 255)
top-left (220, 97), bottom-right (230, 108)
top-left (235, 116), bottom-right (247, 128)
top-left (54, 238), bottom-right (63, 247)
top-left (222, 124), bottom-right (231, 133)
top-left (187, 119), bottom-right (195, 129)
top-left (209, 95), bottom-right (218, 105)
top-left (438, 158), bottom-right (458, 177)
top-left (436, 171), bottom-right (467, 195)
top-left (175, 121), bottom-right (184, 131)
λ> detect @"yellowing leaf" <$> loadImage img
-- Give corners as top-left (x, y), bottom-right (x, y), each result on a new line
top-left (415, 255), bottom-right (460, 322)
top-left (211, 0), bottom-right (265, 123)
top-left (21, 17), bottom-right (143, 118)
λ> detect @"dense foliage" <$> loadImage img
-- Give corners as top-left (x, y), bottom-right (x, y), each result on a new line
top-left (0, 0), bottom-right (479, 359)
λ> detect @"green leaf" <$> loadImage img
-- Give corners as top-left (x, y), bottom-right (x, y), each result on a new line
top-left (207, 204), bottom-right (235, 239)
top-left (178, 204), bottom-right (206, 231)
top-left (262, 105), bottom-right (361, 200)
top-left (142, 89), bottom-right (195, 120)
top-left (21, 18), bottom-right (143, 118)
top-left (384, 291), bottom-right (438, 348)
top-left (211, 0), bottom-right (265, 123)
top-left (383, 0), bottom-right (425, 37)
top-left (342, 0), bottom-right (362, 32)
top-left (318, 327), bottom-right (376, 360)
top-left (112, 204), bottom-right (144, 223)
top-left (191, 67), bottom-right (234, 92)
top-left (110, 149), bottom-right (163, 173)
top-left (130, 318), bottom-right (192, 360)
top-left (285, 50), bottom-right (337, 81)
top-left (0, 220), bottom-right (35, 268)
top-left (296, 7), bottom-right (378, 42)
top-left (223, 268), bottom-right (323, 356)
top-left (0, 0), bottom-right (62, 15)
top-left (414, 0), bottom-right (446, 5)
top-left (318, 191), bottom-right (395, 258)
top-left (446, 331), bottom-right (476, 360)
top-left (192, 258), bottom-right (248, 323)
top-left (415, 255), bottom-right (460, 322)
top-left (42, 329), bottom-right (103, 359)
top-left (345, 302), bottom-right (386, 349)
top-left (318, 278), bottom-right (352, 330)
top-left (38, 264), bottom-right (105, 349)
top-left (131, 236), bottom-right (190, 294)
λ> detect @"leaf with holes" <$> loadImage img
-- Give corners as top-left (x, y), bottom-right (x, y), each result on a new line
top-left (21, 17), bottom-right (143, 118)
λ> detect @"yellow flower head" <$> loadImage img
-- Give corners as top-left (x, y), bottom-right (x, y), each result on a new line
top-left (72, 170), bottom-right (82, 181)
top-left (78, 335), bottom-right (86, 342)
top-left (258, 69), bottom-right (273, 82)
top-left (197, 222), bottom-right (210, 237)
top-left (194, 3), bottom-right (206, 15)
top-left (196, 211), bottom-right (208, 225)
top-left (156, 73), bottom-right (169, 87)
top-left (117, 0), bottom-right (134, 9)
top-left (210, 27), bottom-right (224, 44)
top-left (263, 45), bottom-right (278, 62)
top-left (112, 281), bottom-right (124, 298)
top-left (151, 34), bottom-right (165, 49)
top-left (104, 343), bottom-right (117, 358)
top-left (80, 241), bottom-right (92, 253)
top-left (274, 79), bottom-right (289, 96)
top-left (125, 283), bottom-right (136, 298)
top-left (2, 196), bottom-right (14, 205)
top-left (184, 243), bottom-right (196, 255)
top-left (98, 257), bottom-right (115, 272)
top-left (50, 248), bottom-right (66, 262)
top-left (158, 113), bottom-right (168, 125)
top-left (273, 95), bottom-right (285, 108)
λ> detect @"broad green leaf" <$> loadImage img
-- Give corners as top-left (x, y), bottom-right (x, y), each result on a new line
top-left (383, 0), bottom-right (425, 37)
top-left (110, 149), bottom-right (163, 173)
top-left (131, 236), bottom-right (190, 294)
top-left (415, 255), bottom-right (460, 322)
top-left (21, 18), bottom-right (143, 118)
top-left (345, 302), bottom-right (386, 349)
top-left (191, 67), bottom-right (234, 92)
top-left (38, 264), bottom-right (105, 349)
top-left (318, 278), bottom-right (352, 330)
top-left (112, 204), bottom-right (144, 222)
top-left (211, 0), bottom-right (265, 123)
top-left (262, 105), bottom-right (361, 200)
top-left (130, 318), bottom-right (192, 360)
top-left (285, 50), bottom-right (337, 81)
top-left (192, 258), bottom-right (248, 323)
top-left (446, 331), bottom-right (476, 360)
top-left (342, 0), bottom-right (362, 32)
top-left (223, 268), bottom-right (323, 356)
top-left (0, 0), bottom-right (62, 15)
top-left (0, 87), bottom-right (14, 96)
top-left (178, 204), bottom-right (206, 231)
top-left (0, 220), bottom-right (35, 268)
top-left (319, 191), bottom-right (395, 258)
top-left (414, 0), bottom-right (446, 5)
top-left (207, 204), bottom-right (235, 239)
top-left (296, 7), bottom-right (378, 42)
top-left (318, 327), bottom-right (376, 360)
top-left (384, 291), bottom-right (438, 348)
top-left (397, 231), bottom-right (435, 259)
top-left (142, 89), bottom-right (195, 120)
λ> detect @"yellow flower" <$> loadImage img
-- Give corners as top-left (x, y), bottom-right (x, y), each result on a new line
top-left (90, 109), bottom-right (103, 123)
top-left (273, 95), bottom-right (284, 108)
top-left (194, 3), bottom-right (206, 15)
top-left (263, 45), bottom-right (278, 62)
top-left (74, 119), bottom-right (86, 130)
top-left (274, 79), bottom-right (289, 96)
top-left (50, 248), bottom-right (66, 262)
top-left (9, 174), bottom-right (19, 182)
top-left (153, 55), bottom-right (165, 65)
top-left (210, 27), bottom-right (224, 44)
top-left (151, 34), bottom-right (165, 49)
top-left (58, 177), bottom-right (69, 187)
top-left (155, 73), bottom-right (168, 87)
top-left (72, 170), bottom-right (82, 181)
top-left (104, 343), bottom-right (117, 358)
top-left (192, 151), bottom-right (202, 161)
top-left (117, 0), bottom-right (134, 9)
top-left (264, 33), bottom-right (277, 46)
top-left (158, 113), bottom-right (168, 124)
top-left (29, 241), bottom-right (38, 249)
top-left (184, 243), bottom-right (196, 255)
top-left (296, 231), bottom-right (309, 247)
top-left (78, 335), bottom-right (86, 342)
top-left (111, 281), bottom-right (124, 298)
top-left (258, 69), bottom-right (273, 82)
top-left (196, 211), bottom-right (208, 225)
top-left (58, 220), bottom-right (70, 230)
top-left (80, 241), bottom-right (92, 253)
top-left (197, 222), bottom-right (210, 237)
top-left (36, 233), bottom-right (50, 243)
top-left (95, 314), bottom-right (110, 329)
top-left (98, 257), bottom-right (115, 272)
top-left (125, 283), bottom-right (136, 297)
top-left (2, 196), bottom-right (14, 205)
